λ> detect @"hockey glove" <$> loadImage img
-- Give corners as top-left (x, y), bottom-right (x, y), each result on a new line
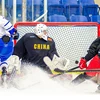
top-left (12, 29), bottom-right (19, 40)
top-left (2, 35), bottom-right (10, 44)
top-left (79, 57), bottom-right (87, 69)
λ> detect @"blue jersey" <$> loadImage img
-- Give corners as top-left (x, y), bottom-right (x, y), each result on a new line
top-left (0, 37), bottom-right (14, 62)
top-left (0, 16), bottom-right (15, 62)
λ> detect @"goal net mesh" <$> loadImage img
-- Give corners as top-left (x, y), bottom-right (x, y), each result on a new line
top-left (14, 22), bottom-right (100, 69)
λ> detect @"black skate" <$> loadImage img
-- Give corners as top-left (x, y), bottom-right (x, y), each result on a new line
top-left (1, 67), bottom-right (8, 88)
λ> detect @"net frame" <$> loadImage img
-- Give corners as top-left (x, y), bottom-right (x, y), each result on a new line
top-left (14, 22), bottom-right (100, 68)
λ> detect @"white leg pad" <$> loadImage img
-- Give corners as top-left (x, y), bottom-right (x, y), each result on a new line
top-left (6, 55), bottom-right (21, 74)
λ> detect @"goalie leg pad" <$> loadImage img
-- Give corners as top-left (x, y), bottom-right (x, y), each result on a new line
top-left (7, 55), bottom-right (21, 74)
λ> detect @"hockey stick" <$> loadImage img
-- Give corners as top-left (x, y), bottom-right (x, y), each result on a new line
top-left (52, 67), bottom-right (100, 78)
top-left (51, 66), bottom-right (79, 78)
top-left (54, 68), bottom-right (100, 73)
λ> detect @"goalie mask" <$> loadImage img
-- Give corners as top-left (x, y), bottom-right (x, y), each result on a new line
top-left (34, 23), bottom-right (48, 41)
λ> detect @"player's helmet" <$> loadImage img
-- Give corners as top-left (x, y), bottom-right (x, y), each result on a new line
top-left (34, 23), bottom-right (48, 41)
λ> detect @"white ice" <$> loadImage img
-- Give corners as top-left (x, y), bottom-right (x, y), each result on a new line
top-left (0, 63), bottom-right (99, 100)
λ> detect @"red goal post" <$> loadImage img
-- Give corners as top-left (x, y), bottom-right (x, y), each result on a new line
top-left (14, 22), bottom-right (100, 69)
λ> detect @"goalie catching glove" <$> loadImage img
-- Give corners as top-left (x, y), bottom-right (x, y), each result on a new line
top-left (43, 54), bottom-right (70, 74)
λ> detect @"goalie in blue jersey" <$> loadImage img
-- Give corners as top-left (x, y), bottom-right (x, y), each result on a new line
top-left (0, 16), bottom-right (19, 76)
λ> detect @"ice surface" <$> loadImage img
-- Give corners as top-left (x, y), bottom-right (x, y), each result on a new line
top-left (0, 63), bottom-right (99, 100)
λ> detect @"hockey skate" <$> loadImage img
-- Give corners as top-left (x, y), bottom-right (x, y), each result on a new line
top-left (1, 66), bottom-right (8, 88)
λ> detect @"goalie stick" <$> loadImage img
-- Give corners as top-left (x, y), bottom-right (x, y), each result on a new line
top-left (51, 66), bottom-right (79, 78)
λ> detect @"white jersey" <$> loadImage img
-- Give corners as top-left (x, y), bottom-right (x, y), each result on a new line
top-left (0, 16), bottom-right (15, 38)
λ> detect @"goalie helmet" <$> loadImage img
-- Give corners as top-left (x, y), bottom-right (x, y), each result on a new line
top-left (34, 23), bottom-right (48, 41)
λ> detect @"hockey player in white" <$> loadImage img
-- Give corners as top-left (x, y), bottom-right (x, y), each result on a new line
top-left (0, 16), bottom-right (19, 79)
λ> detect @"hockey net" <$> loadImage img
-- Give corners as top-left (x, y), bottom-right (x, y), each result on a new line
top-left (14, 22), bottom-right (100, 69)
